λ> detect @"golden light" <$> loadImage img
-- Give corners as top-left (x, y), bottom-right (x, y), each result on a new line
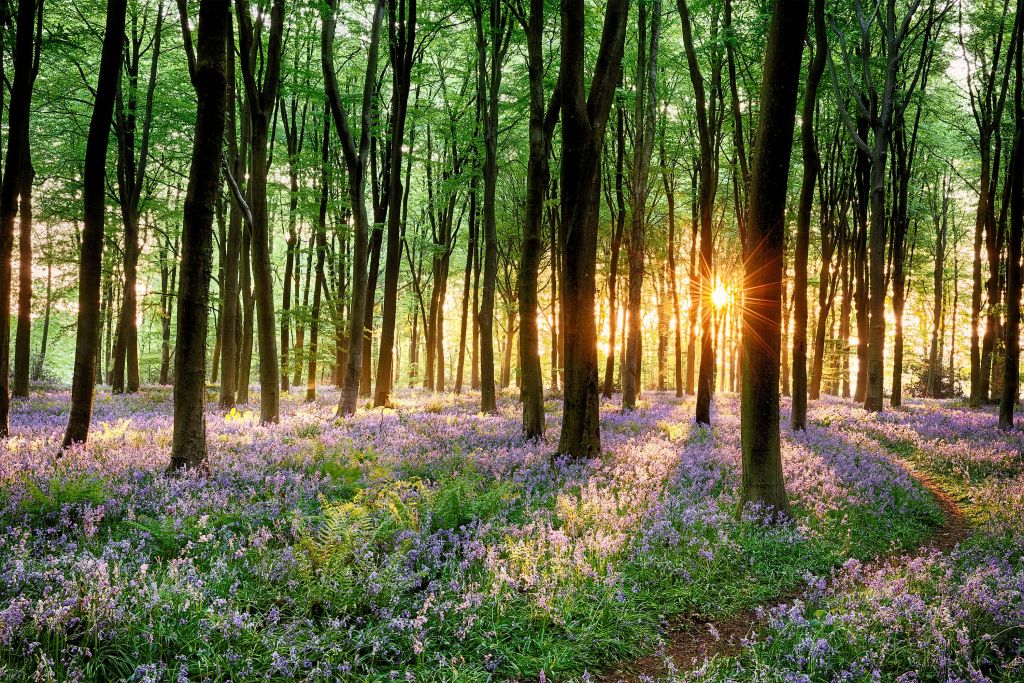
top-left (711, 283), bottom-right (729, 309)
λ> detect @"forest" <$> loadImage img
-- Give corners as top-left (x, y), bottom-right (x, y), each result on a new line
top-left (0, 0), bottom-right (1022, 680)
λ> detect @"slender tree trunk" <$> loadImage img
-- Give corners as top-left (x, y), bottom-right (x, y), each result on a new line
top-left (307, 112), bottom-right (330, 403)
top-left (515, 0), bottom-right (548, 436)
top-left (661, 142), bottom-right (683, 397)
top-left (33, 259), bottom-right (50, 382)
top-left (373, 0), bottom-right (416, 408)
top-left (0, 0), bottom-right (39, 423)
top-left (623, 0), bottom-right (660, 409)
top-left (1000, 27), bottom-right (1023, 429)
top-left (603, 107), bottom-right (627, 398)
top-left (169, 0), bottom-right (228, 470)
top-left (557, 0), bottom-right (628, 458)
top-left (790, 0), bottom-right (825, 429)
top-left (12, 146), bottom-right (33, 399)
top-left (455, 180), bottom-right (477, 394)
top-left (474, 0), bottom-right (507, 414)
top-left (677, 0), bottom-right (720, 424)
top-left (323, 0), bottom-right (383, 414)
top-left (740, 0), bottom-right (806, 517)
top-left (63, 0), bottom-right (126, 449)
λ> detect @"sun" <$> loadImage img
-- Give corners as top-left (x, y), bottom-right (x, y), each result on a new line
top-left (711, 283), bottom-right (729, 309)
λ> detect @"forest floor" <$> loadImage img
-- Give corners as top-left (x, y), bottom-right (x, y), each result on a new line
top-left (0, 387), bottom-right (1020, 682)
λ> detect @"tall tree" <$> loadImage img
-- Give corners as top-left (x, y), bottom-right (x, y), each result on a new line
top-left (1000, 11), bottom-right (1023, 429)
top-left (235, 0), bottom-right (285, 423)
top-left (169, 0), bottom-right (229, 471)
top-left (308, 110), bottom-right (331, 403)
top-left (473, 0), bottom-right (509, 414)
top-left (740, 0), bottom-right (807, 517)
top-left (111, 1), bottom-right (164, 395)
top-left (557, 0), bottom-right (630, 458)
top-left (623, 0), bottom-right (661, 410)
top-left (0, 0), bottom-right (41, 421)
top-left (791, 0), bottom-right (827, 430)
top-left (62, 0), bottom-right (128, 449)
top-left (11, 0), bottom-right (41, 401)
top-left (677, 0), bottom-right (723, 425)
top-left (512, 0), bottom-right (552, 437)
top-left (323, 0), bottom-right (385, 415)
top-left (373, 0), bottom-right (418, 408)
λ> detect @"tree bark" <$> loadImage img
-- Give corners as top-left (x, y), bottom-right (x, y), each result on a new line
top-left (1000, 17), bottom-right (1023, 429)
top-left (308, 110), bottom-right (330, 403)
top-left (112, 3), bottom-right (164, 394)
top-left (790, 0), bottom-right (826, 429)
top-left (169, 0), bottom-right (228, 471)
top-left (557, 0), bottom-right (629, 458)
top-left (13, 146), bottom-right (33, 398)
top-left (623, 0), bottom-right (660, 410)
top-left (740, 0), bottom-right (807, 517)
top-left (677, 0), bottom-right (721, 424)
top-left (474, 0), bottom-right (508, 414)
top-left (515, 0), bottom-right (548, 437)
top-left (373, 0), bottom-right (417, 408)
top-left (0, 0), bottom-right (39, 423)
top-left (63, 0), bottom-right (127, 449)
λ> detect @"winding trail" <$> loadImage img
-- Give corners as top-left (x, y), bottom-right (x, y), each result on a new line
top-left (597, 455), bottom-right (970, 683)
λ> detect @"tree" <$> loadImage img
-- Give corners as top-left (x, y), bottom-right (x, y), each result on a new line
top-left (512, 0), bottom-right (552, 438)
top-left (62, 0), bottom-right (128, 449)
top-left (677, 0), bottom-right (724, 425)
top-left (790, 0), bottom-right (827, 430)
top-left (235, 0), bottom-right (285, 424)
top-left (323, 0), bottom-right (386, 415)
top-left (1000, 10), bottom-right (1023, 429)
top-left (307, 110), bottom-right (331, 403)
top-left (556, 0), bottom-right (630, 458)
top-left (169, 0), bottom-right (229, 471)
top-left (111, 1), bottom-right (164, 395)
top-left (0, 0), bottom-right (41, 428)
top-left (12, 0), bottom-right (41, 401)
top-left (740, 0), bottom-right (808, 517)
top-left (473, 0), bottom-right (509, 415)
top-left (622, 0), bottom-right (661, 410)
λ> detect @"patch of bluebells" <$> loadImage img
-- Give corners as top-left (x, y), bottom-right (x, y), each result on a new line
top-left (681, 398), bottom-right (1024, 682)
top-left (0, 388), bottom-right (938, 680)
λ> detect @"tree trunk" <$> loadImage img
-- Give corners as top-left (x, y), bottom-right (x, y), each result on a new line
top-left (677, 0), bottom-right (720, 425)
top-left (474, 0), bottom-right (507, 415)
top-left (13, 147), bottom-right (33, 398)
top-left (169, 0), bottom-right (228, 471)
top-left (661, 141), bottom-right (683, 397)
top-left (63, 0), bottom-right (126, 449)
top-left (112, 4), bottom-right (164, 395)
top-left (307, 111), bottom-right (330, 402)
top-left (219, 32), bottom-right (245, 409)
top-left (603, 107), bottom-right (626, 398)
top-left (790, 0), bottom-right (825, 429)
top-left (740, 0), bottom-right (806, 517)
top-left (557, 0), bottom-right (628, 458)
top-left (373, 0), bottom-right (417, 408)
top-left (323, 0), bottom-right (385, 415)
top-left (1000, 24), bottom-right (1022, 429)
top-left (0, 0), bottom-right (39, 423)
top-left (455, 178), bottom-right (477, 394)
top-left (623, 0), bottom-right (660, 409)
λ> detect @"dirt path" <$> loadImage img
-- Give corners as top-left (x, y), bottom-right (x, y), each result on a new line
top-left (596, 464), bottom-right (970, 683)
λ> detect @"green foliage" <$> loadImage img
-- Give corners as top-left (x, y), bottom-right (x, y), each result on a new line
top-left (19, 474), bottom-right (110, 520)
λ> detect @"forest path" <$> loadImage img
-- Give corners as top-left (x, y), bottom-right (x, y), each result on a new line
top-left (595, 449), bottom-right (970, 683)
